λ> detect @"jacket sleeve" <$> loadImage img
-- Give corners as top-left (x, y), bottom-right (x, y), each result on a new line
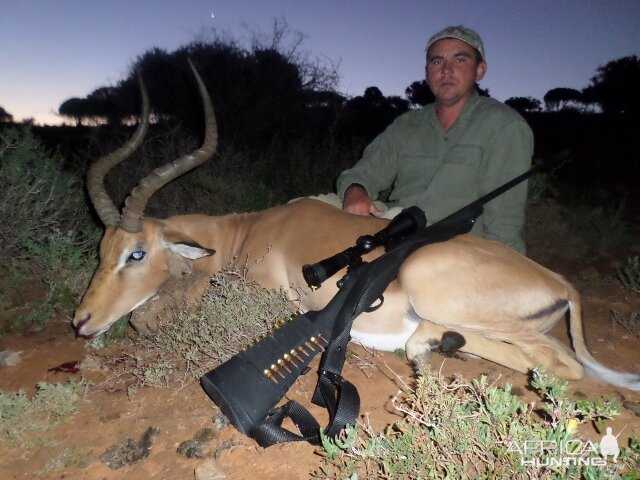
top-left (479, 117), bottom-right (534, 254)
top-left (336, 121), bottom-right (400, 201)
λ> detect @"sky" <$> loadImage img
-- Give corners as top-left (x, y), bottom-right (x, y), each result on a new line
top-left (1, 0), bottom-right (639, 125)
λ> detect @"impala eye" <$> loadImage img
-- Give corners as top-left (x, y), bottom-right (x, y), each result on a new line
top-left (127, 251), bottom-right (146, 263)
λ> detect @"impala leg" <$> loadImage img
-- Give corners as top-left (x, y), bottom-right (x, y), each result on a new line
top-left (405, 320), bottom-right (532, 372)
top-left (405, 320), bottom-right (584, 380)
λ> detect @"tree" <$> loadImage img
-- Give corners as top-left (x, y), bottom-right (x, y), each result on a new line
top-left (405, 80), bottom-right (434, 107)
top-left (337, 87), bottom-right (409, 140)
top-left (59, 87), bottom-right (125, 126)
top-left (582, 55), bottom-right (640, 114)
top-left (59, 98), bottom-right (87, 125)
top-left (56, 26), bottom-right (341, 145)
top-left (505, 96), bottom-right (541, 113)
top-left (0, 106), bottom-right (13, 123)
top-left (543, 87), bottom-right (582, 111)
top-left (476, 84), bottom-right (490, 97)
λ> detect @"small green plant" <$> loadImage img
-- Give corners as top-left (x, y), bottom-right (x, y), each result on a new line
top-left (617, 256), bottom-right (640, 294)
top-left (314, 367), bottom-right (638, 479)
top-left (0, 378), bottom-right (88, 449)
top-left (319, 425), bottom-right (358, 461)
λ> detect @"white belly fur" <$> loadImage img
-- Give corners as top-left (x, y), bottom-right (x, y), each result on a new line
top-left (350, 314), bottom-right (418, 351)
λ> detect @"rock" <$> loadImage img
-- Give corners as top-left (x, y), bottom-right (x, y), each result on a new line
top-left (195, 458), bottom-right (226, 480)
top-left (177, 428), bottom-right (217, 459)
top-left (178, 439), bottom-right (208, 459)
top-left (100, 426), bottom-right (160, 469)
top-left (211, 412), bottom-right (230, 431)
top-left (0, 350), bottom-right (22, 367)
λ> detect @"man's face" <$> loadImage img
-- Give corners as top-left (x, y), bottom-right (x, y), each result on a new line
top-left (425, 38), bottom-right (487, 107)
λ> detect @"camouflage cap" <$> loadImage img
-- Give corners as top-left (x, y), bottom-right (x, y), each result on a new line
top-left (425, 25), bottom-right (485, 61)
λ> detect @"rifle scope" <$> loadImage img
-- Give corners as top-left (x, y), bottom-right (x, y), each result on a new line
top-left (302, 206), bottom-right (426, 289)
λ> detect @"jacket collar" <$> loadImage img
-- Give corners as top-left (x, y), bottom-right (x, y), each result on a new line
top-left (426, 90), bottom-right (481, 130)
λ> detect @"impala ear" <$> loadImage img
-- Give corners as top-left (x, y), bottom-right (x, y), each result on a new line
top-left (167, 242), bottom-right (214, 260)
top-left (162, 230), bottom-right (215, 260)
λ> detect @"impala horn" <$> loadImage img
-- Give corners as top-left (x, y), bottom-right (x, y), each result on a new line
top-left (87, 60), bottom-right (218, 233)
top-left (86, 74), bottom-right (150, 227)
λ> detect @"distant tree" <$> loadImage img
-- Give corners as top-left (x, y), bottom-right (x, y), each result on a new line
top-left (582, 55), bottom-right (640, 114)
top-left (386, 95), bottom-right (411, 114)
top-left (59, 85), bottom-right (128, 126)
top-left (0, 106), bottom-right (13, 123)
top-left (405, 80), bottom-right (435, 107)
top-left (505, 96), bottom-right (541, 113)
top-left (59, 98), bottom-right (86, 125)
top-left (543, 87), bottom-right (583, 111)
top-left (476, 84), bottom-right (490, 97)
top-left (338, 87), bottom-right (409, 140)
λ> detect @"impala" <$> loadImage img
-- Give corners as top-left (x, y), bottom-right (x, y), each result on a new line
top-left (73, 62), bottom-right (640, 391)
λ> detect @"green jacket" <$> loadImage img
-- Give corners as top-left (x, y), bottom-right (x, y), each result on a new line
top-left (336, 93), bottom-right (534, 254)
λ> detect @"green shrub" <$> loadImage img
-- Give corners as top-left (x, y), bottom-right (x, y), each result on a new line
top-left (0, 127), bottom-right (99, 327)
top-left (0, 379), bottom-right (88, 448)
top-left (314, 368), bottom-right (638, 479)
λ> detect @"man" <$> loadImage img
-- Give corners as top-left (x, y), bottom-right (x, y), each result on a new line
top-left (336, 25), bottom-right (533, 253)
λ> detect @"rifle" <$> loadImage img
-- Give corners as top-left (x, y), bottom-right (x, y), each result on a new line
top-left (200, 164), bottom-right (542, 447)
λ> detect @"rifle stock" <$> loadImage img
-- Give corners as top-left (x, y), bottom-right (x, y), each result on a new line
top-left (200, 285), bottom-right (351, 435)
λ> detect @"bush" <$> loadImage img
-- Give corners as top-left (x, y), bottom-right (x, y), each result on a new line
top-left (0, 127), bottom-right (99, 327)
top-left (147, 266), bottom-right (293, 377)
top-left (315, 368), bottom-right (639, 479)
top-left (0, 379), bottom-right (88, 449)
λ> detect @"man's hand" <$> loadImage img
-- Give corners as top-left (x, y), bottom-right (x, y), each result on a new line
top-left (342, 184), bottom-right (383, 216)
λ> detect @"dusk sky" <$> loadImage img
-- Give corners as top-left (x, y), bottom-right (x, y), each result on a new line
top-left (2, 1), bottom-right (639, 125)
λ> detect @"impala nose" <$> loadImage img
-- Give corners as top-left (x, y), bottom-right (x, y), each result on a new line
top-left (73, 313), bottom-right (91, 335)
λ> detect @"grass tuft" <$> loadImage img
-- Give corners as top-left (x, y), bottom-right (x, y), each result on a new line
top-left (0, 378), bottom-right (88, 449)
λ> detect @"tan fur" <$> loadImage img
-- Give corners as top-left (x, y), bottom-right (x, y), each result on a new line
top-left (74, 199), bottom-right (640, 389)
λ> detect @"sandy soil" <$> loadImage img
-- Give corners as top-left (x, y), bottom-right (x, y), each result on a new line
top-left (1, 238), bottom-right (639, 479)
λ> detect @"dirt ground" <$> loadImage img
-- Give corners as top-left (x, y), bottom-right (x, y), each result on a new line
top-left (1, 220), bottom-right (640, 479)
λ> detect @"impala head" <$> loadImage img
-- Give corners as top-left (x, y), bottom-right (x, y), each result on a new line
top-left (73, 61), bottom-right (218, 338)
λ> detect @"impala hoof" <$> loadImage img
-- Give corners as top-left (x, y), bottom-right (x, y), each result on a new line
top-left (439, 331), bottom-right (466, 357)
